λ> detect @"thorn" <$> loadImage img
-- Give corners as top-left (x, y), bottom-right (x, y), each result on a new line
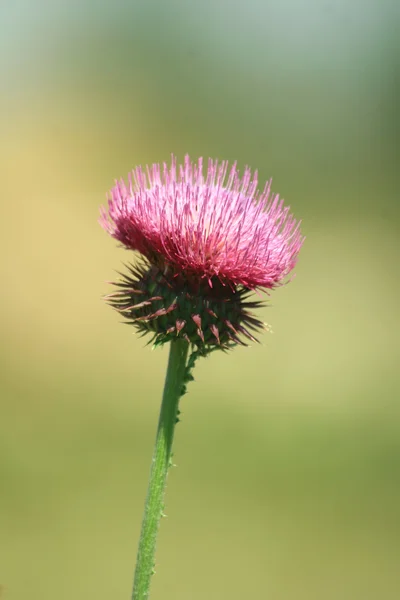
top-left (192, 314), bottom-right (202, 328)
top-left (192, 315), bottom-right (205, 341)
top-left (225, 319), bottom-right (238, 333)
top-left (176, 319), bottom-right (186, 333)
top-left (104, 290), bottom-right (133, 299)
top-left (149, 308), bottom-right (167, 318)
top-left (237, 325), bottom-right (259, 343)
top-left (210, 324), bottom-right (220, 344)
top-left (165, 300), bottom-right (178, 313)
top-left (119, 300), bottom-right (152, 311)
top-left (227, 332), bottom-right (248, 346)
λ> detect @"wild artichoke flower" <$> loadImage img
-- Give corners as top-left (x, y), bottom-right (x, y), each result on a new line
top-left (100, 155), bottom-right (303, 352)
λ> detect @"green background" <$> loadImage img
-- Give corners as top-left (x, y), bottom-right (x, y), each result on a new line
top-left (1, 2), bottom-right (399, 599)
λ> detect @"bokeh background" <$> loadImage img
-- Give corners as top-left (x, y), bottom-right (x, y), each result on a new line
top-left (1, 1), bottom-right (399, 599)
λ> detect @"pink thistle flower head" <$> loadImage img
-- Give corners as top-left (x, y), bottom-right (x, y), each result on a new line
top-left (101, 155), bottom-right (303, 290)
top-left (100, 155), bottom-right (304, 351)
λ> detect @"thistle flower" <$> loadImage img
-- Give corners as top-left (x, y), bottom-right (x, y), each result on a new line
top-left (100, 155), bottom-right (303, 352)
top-left (100, 155), bottom-right (304, 600)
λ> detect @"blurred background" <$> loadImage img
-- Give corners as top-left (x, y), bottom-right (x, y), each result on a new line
top-left (1, 1), bottom-right (399, 598)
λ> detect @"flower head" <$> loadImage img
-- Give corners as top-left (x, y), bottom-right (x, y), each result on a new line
top-left (100, 155), bottom-right (303, 351)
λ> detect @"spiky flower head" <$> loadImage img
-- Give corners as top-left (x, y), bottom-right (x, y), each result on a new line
top-left (100, 155), bottom-right (304, 353)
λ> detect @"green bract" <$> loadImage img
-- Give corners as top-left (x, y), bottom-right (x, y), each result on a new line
top-left (106, 262), bottom-right (266, 353)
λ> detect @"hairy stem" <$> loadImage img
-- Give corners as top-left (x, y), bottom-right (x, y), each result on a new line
top-left (132, 339), bottom-right (190, 600)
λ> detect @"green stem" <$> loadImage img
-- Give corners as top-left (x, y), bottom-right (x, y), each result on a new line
top-left (132, 339), bottom-right (190, 600)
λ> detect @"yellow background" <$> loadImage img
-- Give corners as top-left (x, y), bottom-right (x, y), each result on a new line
top-left (1, 2), bottom-right (399, 599)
